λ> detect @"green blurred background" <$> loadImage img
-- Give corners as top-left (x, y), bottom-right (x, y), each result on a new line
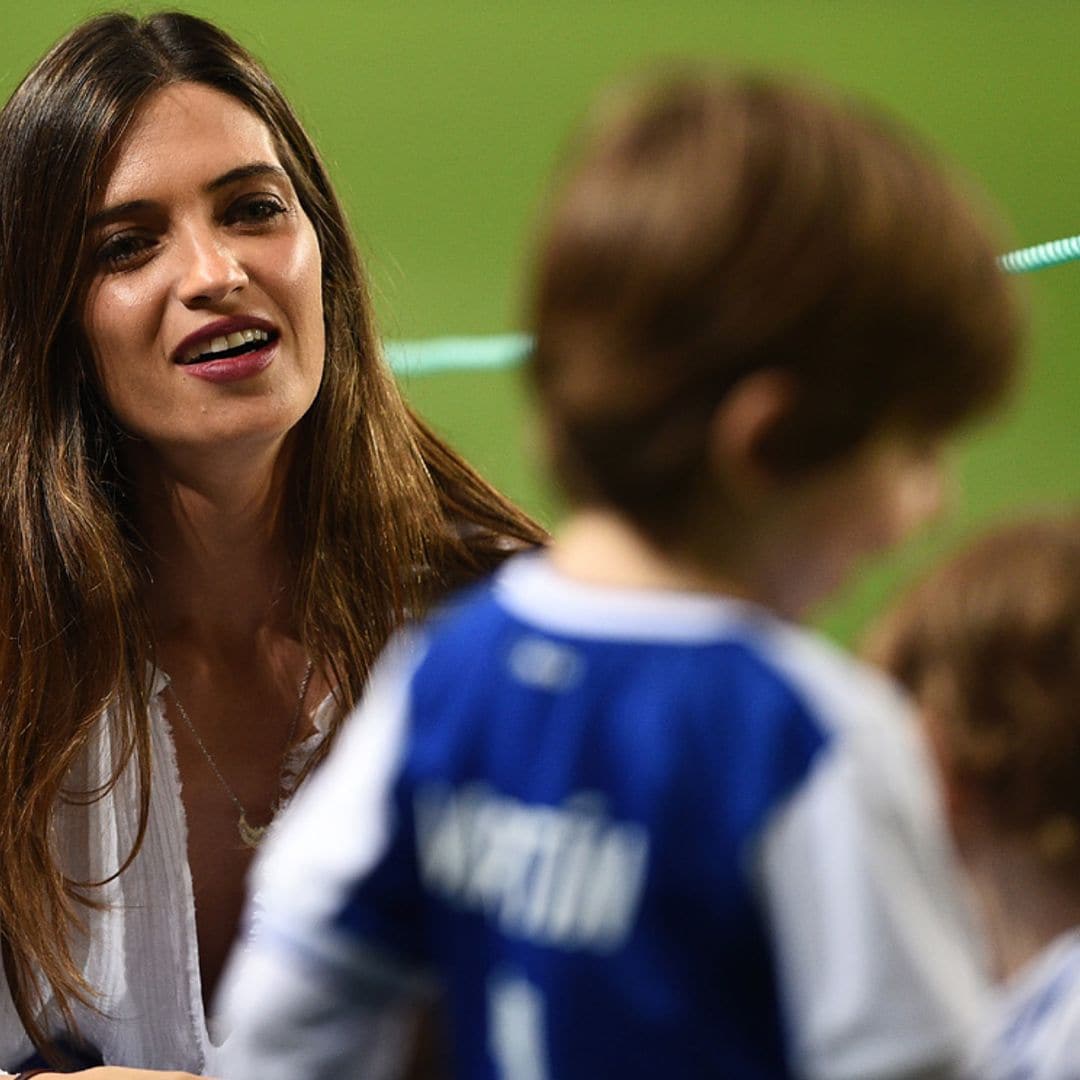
top-left (4, 2), bottom-right (1078, 641)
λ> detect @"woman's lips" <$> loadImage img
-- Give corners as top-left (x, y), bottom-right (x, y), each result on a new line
top-left (171, 315), bottom-right (279, 365)
top-left (178, 337), bottom-right (278, 383)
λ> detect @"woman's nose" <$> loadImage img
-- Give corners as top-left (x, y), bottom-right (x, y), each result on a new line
top-left (176, 226), bottom-right (248, 307)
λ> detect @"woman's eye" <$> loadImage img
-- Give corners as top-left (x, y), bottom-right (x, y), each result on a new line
top-left (94, 233), bottom-right (154, 270)
top-left (227, 196), bottom-right (288, 226)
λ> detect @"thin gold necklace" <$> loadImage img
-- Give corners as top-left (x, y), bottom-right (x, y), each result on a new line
top-left (169, 658), bottom-right (315, 849)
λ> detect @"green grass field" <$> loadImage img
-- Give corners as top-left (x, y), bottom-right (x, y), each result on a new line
top-left (5, 2), bottom-right (1078, 641)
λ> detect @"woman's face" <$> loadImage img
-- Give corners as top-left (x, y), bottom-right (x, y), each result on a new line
top-left (82, 82), bottom-right (325, 460)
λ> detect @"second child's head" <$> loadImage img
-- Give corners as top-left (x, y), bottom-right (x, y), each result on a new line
top-left (867, 515), bottom-right (1080, 891)
top-left (528, 73), bottom-right (1023, 613)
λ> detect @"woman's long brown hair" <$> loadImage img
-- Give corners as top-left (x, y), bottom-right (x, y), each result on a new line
top-left (0, 11), bottom-right (544, 1054)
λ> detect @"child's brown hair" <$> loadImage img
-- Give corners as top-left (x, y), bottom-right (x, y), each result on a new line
top-left (528, 72), bottom-right (1023, 542)
top-left (866, 514), bottom-right (1080, 875)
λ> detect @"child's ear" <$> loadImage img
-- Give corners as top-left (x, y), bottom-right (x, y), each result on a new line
top-left (707, 369), bottom-right (797, 496)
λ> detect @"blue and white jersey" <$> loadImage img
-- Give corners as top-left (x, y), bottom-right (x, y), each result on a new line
top-left (220, 552), bottom-right (986, 1080)
top-left (966, 930), bottom-right (1080, 1080)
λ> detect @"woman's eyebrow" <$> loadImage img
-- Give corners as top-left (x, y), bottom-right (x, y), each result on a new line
top-left (206, 162), bottom-right (289, 192)
top-left (87, 163), bottom-right (290, 229)
top-left (86, 199), bottom-right (154, 230)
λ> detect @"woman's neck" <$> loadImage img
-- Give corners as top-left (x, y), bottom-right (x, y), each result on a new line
top-left (127, 438), bottom-right (296, 650)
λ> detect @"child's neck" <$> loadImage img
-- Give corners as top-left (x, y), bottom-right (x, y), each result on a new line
top-left (964, 838), bottom-right (1080, 982)
top-left (552, 508), bottom-right (760, 603)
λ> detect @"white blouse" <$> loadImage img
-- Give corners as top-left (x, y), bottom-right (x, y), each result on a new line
top-left (0, 669), bottom-right (336, 1075)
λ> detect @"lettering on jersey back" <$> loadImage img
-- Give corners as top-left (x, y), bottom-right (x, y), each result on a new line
top-left (414, 782), bottom-right (648, 952)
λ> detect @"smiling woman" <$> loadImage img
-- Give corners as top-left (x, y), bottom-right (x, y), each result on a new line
top-left (0, 11), bottom-right (543, 1079)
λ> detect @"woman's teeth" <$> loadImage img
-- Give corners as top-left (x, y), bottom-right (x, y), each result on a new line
top-left (180, 328), bottom-right (271, 364)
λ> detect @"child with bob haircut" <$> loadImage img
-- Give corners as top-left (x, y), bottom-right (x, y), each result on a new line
top-left (866, 514), bottom-right (1080, 1079)
top-left (220, 72), bottom-right (1023, 1079)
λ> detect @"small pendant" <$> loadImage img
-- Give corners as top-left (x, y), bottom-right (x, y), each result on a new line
top-left (238, 812), bottom-right (269, 849)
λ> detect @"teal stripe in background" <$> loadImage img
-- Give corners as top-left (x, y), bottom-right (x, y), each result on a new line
top-left (999, 234), bottom-right (1080, 274)
top-left (385, 333), bottom-right (532, 376)
top-left (387, 232), bottom-right (1080, 379)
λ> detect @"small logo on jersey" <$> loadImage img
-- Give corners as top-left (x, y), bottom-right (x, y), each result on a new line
top-left (507, 637), bottom-right (584, 692)
top-left (414, 782), bottom-right (648, 953)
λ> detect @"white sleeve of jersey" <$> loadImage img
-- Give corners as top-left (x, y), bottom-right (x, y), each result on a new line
top-left (755, 701), bottom-right (987, 1080)
top-left (216, 946), bottom-right (417, 1080)
top-left (966, 930), bottom-right (1080, 1080)
top-left (216, 631), bottom-right (429, 1080)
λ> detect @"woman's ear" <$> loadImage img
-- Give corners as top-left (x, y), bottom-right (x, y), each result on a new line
top-left (707, 369), bottom-right (797, 497)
